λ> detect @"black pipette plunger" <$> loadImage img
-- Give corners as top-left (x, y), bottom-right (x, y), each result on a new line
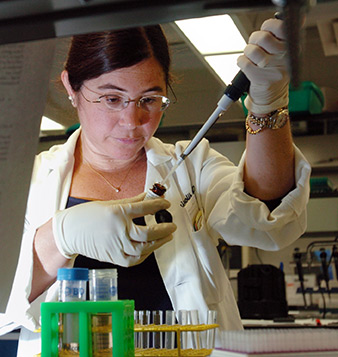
top-left (224, 71), bottom-right (250, 102)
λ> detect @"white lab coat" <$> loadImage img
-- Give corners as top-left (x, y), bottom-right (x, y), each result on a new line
top-left (0, 128), bottom-right (311, 356)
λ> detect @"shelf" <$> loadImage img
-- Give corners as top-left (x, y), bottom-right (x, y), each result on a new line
top-left (291, 111), bottom-right (338, 122)
top-left (39, 112), bottom-right (338, 147)
top-left (310, 191), bottom-right (338, 198)
top-left (311, 166), bottom-right (338, 174)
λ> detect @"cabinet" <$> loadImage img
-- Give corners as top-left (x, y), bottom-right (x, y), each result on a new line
top-left (306, 196), bottom-right (338, 234)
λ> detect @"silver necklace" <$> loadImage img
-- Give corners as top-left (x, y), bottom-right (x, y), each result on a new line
top-left (84, 153), bottom-right (145, 193)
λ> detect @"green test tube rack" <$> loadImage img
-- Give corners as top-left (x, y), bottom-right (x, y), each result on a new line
top-left (41, 300), bottom-right (134, 357)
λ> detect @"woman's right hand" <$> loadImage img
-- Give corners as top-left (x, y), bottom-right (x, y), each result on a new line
top-left (237, 18), bottom-right (289, 115)
top-left (52, 193), bottom-right (177, 267)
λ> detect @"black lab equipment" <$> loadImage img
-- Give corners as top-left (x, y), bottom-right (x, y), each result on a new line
top-left (237, 264), bottom-right (288, 319)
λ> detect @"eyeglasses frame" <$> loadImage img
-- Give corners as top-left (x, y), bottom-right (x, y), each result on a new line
top-left (79, 84), bottom-right (171, 113)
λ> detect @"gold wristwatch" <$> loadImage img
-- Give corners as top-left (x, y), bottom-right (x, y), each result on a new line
top-left (246, 107), bottom-right (289, 135)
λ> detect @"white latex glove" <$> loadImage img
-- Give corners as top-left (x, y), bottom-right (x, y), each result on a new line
top-left (237, 18), bottom-right (289, 114)
top-left (52, 193), bottom-right (177, 267)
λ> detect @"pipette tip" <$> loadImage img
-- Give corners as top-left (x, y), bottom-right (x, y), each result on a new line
top-left (160, 157), bottom-right (184, 187)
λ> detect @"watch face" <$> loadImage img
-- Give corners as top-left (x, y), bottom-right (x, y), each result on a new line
top-left (273, 109), bottom-right (289, 129)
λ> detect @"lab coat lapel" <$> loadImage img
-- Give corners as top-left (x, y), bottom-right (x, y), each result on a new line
top-left (28, 130), bottom-right (78, 226)
top-left (145, 148), bottom-right (207, 313)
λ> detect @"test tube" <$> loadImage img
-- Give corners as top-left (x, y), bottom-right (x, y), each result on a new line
top-left (178, 310), bottom-right (188, 349)
top-left (152, 310), bottom-right (163, 348)
top-left (165, 310), bottom-right (176, 349)
top-left (206, 310), bottom-right (217, 349)
top-left (189, 310), bottom-right (201, 349)
top-left (133, 183), bottom-right (173, 226)
top-left (89, 269), bottom-right (118, 357)
top-left (58, 268), bottom-right (88, 354)
top-left (89, 268), bottom-right (118, 301)
top-left (134, 311), bottom-right (140, 348)
top-left (139, 310), bottom-right (151, 349)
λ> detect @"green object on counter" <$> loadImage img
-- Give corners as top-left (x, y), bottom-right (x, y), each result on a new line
top-left (310, 177), bottom-right (335, 194)
top-left (289, 81), bottom-right (324, 115)
top-left (41, 300), bottom-right (134, 357)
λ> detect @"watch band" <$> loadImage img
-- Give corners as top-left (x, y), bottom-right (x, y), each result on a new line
top-left (246, 107), bottom-right (289, 135)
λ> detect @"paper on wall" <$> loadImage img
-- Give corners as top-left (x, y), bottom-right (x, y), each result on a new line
top-left (0, 39), bottom-right (55, 312)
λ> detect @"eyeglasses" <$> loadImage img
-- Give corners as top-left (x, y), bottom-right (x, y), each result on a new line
top-left (80, 84), bottom-right (171, 113)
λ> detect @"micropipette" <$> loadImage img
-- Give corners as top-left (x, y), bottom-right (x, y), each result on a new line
top-left (161, 11), bottom-right (288, 187)
top-left (161, 70), bottom-right (250, 186)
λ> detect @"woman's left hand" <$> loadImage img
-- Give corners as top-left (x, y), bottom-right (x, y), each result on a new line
top-left (237, 18), bottom-right (289, 115)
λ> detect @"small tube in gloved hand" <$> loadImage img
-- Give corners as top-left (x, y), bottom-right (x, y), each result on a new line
top-left (133, 183), bottom-right (173, 226)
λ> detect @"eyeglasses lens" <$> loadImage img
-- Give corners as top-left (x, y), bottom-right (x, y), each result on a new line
top-left (102, 95), bottom-right (170, 113)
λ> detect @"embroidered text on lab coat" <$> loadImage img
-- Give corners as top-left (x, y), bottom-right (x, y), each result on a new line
top-left (180, 185), bottom-right (196, 207)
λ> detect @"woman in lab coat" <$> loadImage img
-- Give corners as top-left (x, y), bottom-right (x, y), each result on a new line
top-left (2, 19), bottom-right (310, 356)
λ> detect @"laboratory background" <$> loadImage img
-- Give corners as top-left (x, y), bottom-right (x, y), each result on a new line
top-left (1, 0), bottom-right (338, 356)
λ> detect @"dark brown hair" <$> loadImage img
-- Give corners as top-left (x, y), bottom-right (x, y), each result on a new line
top-left (65, 25), bottom-right (171, 92)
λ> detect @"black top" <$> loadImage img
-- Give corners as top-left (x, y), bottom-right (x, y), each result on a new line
top-left (67, 196), bottom-right (173, 311)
